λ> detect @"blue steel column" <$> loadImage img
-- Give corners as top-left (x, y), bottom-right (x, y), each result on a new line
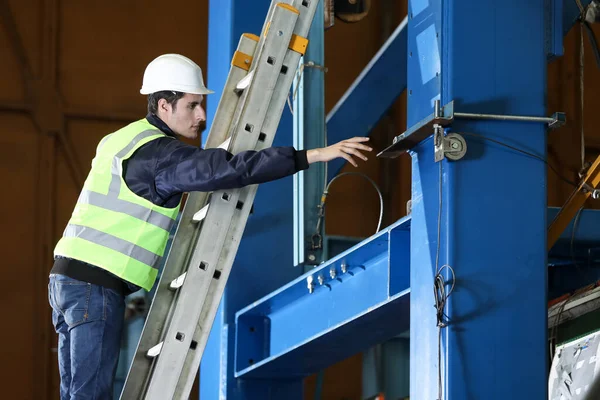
top-left (408, 1), bottom-right (547, 399)
top-left (202, 1), bottom-right (304, 398)
top-left (293, 0), bottom-right (325, 267)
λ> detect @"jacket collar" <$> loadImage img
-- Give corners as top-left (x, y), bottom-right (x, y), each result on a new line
top-left (146, 113), bottom-right (178, 139)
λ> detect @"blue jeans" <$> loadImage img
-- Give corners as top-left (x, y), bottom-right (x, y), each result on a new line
top-left (48, 273), bottom-right (126, 400)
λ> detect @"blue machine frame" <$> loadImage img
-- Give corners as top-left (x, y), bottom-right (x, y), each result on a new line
top-left (201, 0), bottom-right (600, 399)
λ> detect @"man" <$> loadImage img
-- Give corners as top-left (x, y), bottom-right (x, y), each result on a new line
top-left (48, 54), bottom-right (371, 399)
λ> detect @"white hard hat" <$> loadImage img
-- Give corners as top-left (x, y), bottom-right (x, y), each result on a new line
top-left (140, 54), bottom-right (214, 95)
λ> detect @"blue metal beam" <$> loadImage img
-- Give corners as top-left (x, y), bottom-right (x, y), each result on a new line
top-left (230, 202), bottom-right (600, 386)
top-left (325, 17), bottom-right (408, 181)
top-left (234, 217), bottom-right (411, 379)
top-left (407, 0), bottom-right (548, 398)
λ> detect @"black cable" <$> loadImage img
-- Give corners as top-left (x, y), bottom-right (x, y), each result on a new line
top-left (549, 296), bottom-right (569, 361)
top-left (433, 161), bottom-right (456, 400)
top-left (583, 21), bottom-right (600, 69)
top-left (435, 162), bottom-right (442, 277)
top-left (434, 265), bottom-right (456, 326)
top-left (461, 132), bottom-right (579, 188)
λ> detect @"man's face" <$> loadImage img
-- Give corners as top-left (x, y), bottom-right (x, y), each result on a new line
top-left (159, 93), bottom-right (206, 140)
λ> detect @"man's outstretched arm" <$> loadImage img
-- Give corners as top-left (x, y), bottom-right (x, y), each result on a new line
top-left (150, 136), bottom-right (372, 199)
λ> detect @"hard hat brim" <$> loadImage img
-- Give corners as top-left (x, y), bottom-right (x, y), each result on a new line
top-left (140, 86), bottom-right (214, 95)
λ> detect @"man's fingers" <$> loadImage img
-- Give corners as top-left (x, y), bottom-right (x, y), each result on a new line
top-left (341, 152), bottom-right (357, 167)
top-left (343, 142), bottom-right (373, 152)
top-left (342, 146), bottom-right (368, 161)
top-left (344, 136), bottom-right (370, 143)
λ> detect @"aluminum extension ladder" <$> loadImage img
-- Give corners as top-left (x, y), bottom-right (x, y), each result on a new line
top-left (119, 1), bottom-right (319, 399)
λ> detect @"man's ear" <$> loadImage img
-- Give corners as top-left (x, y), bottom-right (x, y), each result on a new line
top-left (158, 98), bottom-right (171, 113)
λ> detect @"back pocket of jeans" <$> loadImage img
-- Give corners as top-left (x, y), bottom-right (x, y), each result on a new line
top-left (54, 281), bottom-right (92, 328)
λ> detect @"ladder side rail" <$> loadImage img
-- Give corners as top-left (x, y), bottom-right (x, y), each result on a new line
top-left (175, 183), bottom-right (256, 399)
top-left (174, 1), bottom-right (319, 396)
top-left (204, 35), bottom-right (259, 150)
top-left (119, 34), bottom-right (258, 400)
top-left (143, 7), bottom-right (300, 400)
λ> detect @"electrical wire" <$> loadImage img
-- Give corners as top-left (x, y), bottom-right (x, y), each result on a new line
top-left (436, 161), bottom-right (444, 400)
top-left (287, 58), bottom-right (331, 254)
top-left (460, 132), bottom-right (578, 188)
top-left (549, 288), bottom-right (573, 362)
top-left (435, 163), bottom-right (442, 277)
top-left (582, 21), bottom-right (600, 69)
top-left (287, 61), bottom-right (328, 115)
top-left (574, 0), bottom-right (600, 69)
top-left (315, 172), bottom-right (384, 237)
top-left (313, 120), bottom-right (330, 242)
top-left (433, 161), bottom-right (456, 400)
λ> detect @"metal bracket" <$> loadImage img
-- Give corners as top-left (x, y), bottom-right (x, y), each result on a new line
top-left (377, 101), bottom-right (455, 159)
top-left (378, 100), bottom-right (566, 159)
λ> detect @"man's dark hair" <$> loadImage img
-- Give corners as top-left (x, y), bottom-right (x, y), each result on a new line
top-left (147, 91), bottom-right (185, 114)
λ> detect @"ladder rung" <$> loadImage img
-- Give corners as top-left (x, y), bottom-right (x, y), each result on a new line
top-left (235, 70), bottom-right (254, 92)
top-left (192, 205), bottom-right (209, 222)
top-left (190, 136), bottom-right (228, 223)
top-left (218, 137), bottom-right (232, 150)
top-left (146, 342), bottom-right (163, 359)
top-left (169, 273), bottom-right (187, 290)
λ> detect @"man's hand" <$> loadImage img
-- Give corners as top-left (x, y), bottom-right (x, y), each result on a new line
top-left (306, 137), bottom-right (372, 167)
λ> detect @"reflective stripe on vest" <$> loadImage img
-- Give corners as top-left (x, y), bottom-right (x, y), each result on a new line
top-left (108, 129), bottom-right (159, 195)
top-left (77, 190), bottom-right (175, 231)
top-left (63, 224), bottom-right (160, 268)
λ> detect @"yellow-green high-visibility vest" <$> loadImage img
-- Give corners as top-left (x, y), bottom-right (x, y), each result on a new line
top-left (54, 119), bottom-right (181, 291)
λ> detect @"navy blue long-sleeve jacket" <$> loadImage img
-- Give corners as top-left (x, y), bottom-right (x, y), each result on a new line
top-left (124, 113), bottom-right (309, 207)
top-left (51, 113), bottom-right (309, 294)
